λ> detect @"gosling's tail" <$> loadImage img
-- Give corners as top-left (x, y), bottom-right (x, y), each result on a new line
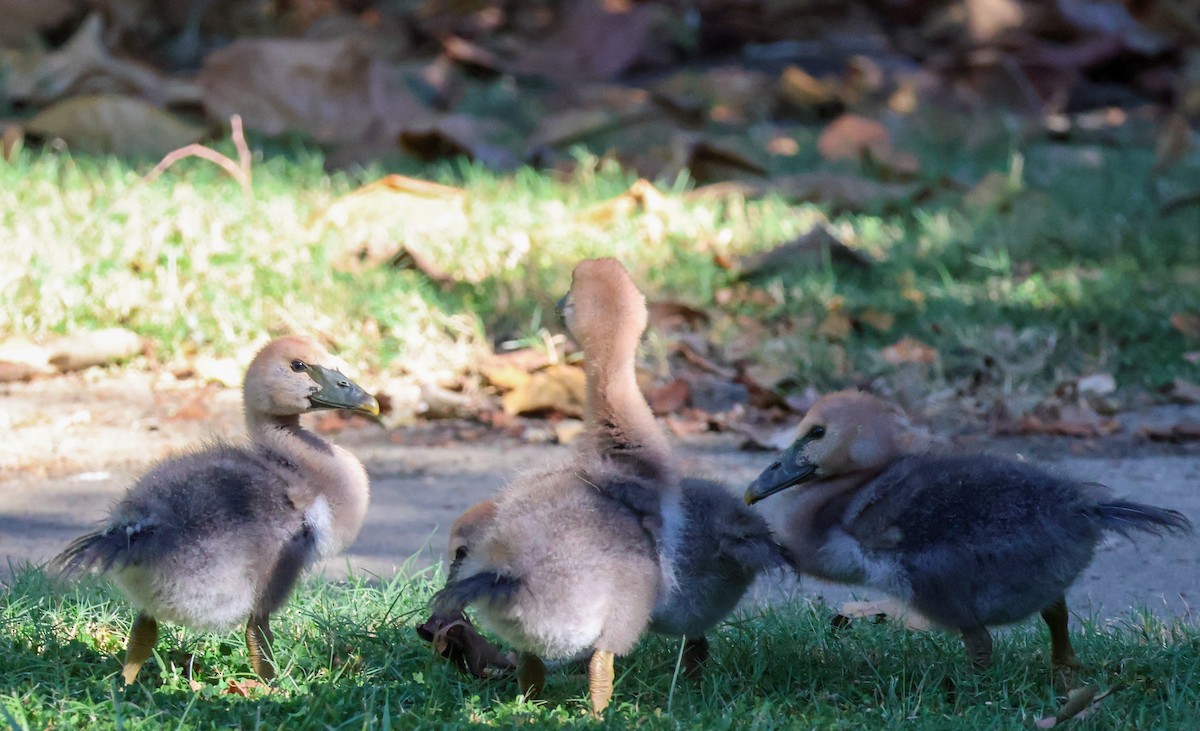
top-left (51, 520), bottom-right (154, 576)
top-left (1092, 500), bottom-right (1193, 539)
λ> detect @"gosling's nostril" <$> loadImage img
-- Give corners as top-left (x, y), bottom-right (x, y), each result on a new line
top-left (339, 380), bottom-right (350, 388)
top-left (769, 462), bottom-right (781, 471)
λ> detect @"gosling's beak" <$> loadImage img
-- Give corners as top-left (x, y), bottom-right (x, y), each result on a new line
top-left (745, 440), bottom-right (818, 505)
top-left (307, 365), bottom-right (381, 416)
top-left (554, 293), bottom-right (569, 323)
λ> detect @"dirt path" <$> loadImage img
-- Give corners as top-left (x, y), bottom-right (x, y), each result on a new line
top-left (2, 372), bottom-right (1198, 624)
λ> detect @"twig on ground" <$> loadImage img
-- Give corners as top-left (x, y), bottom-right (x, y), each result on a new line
top-left (142, 115), bottom-right (252, 196)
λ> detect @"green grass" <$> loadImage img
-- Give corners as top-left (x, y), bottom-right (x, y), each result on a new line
top-left (2, 131), bottom-right (1199, 400)
top-left (3, 565), bottom-right (1198, 729)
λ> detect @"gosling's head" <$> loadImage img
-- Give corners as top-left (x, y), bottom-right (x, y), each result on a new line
top-left (447, 500), bottom-right (498, 581)
top-left (745, 391), bottom-right (903, 504)
top-left (243, 336), bottom-right (379, 418)
top-left (555, 258), bottom-right (648, 350)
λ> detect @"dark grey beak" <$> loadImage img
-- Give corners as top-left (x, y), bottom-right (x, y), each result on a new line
top-left (745, 440), bottom-right (818, 505)
top-left (307, 365), bottom-right (380, 416)
top-left (554, 293), bottom-right (569, 321)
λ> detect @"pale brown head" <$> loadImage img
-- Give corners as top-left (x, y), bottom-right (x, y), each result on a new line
top-left (242, 336), bottom-right (379, 419)
top-left (447, 500), bottom-right (498, 581)
top-left (555, 258), bottom-right (648, 352)
top-left (745, 391), bottom-right (904, 504)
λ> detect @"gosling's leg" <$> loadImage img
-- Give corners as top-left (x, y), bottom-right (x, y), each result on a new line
top-left (122, 613), bottom-right (159, 684)
top-left (587, 650), bottom-right (615, 718)
top-left (961, 626), bottom-right (993, 670)
top-left (1040, 596), bottom-right (1081, 669)
top-left (682, 635), bottom-right (709, 679)
top-left (516, 652), bottom-right (545, 700)
top-left (245, 613), bottom-right (276, 681)
top-left (1040, 596), bottom-right (1081, 687)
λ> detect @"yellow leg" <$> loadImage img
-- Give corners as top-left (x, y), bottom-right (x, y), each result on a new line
top-left (588, 650), bottom-right (615, 718)
top-left (516, 652), bottom-right (545, 700)
top-left (122, 613), bottom-right (158, 684)
top-left (244, 614), bottom-right (276, 681)
top-left (682, 635), bottom-right (709, 679)
top-left (961, 626), bottom-right (993, 670)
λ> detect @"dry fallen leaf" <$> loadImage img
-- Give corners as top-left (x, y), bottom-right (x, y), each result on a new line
top-left (647, 302), bottom-right (710, 332)
top-left (778, 65), bottom-right (840, 112)
top-left (224, 678), bottom-right (272, 696)
top-left (502, 364), bottom-right (586, 417)
top-left (45, 328), bottom-right (142, 372)
top-left (313, 175), bottom-right (472, 279)
top-left (580, 178), bottom-right (668, 224)
top-left (737, 225), bottom-right (873, 280)
top-left (881, 337), bottom-right (939, 365)
top-left (1016, 407), bottom-right (1121, 438)
top-left (648, 378), bottom-right (690, 415)
top-left (857, 308), bottom-right (896, 332)
top-left (1138, 421), bottom-right (1200, 442)
top-left (818, 308), bottom-right (853, 342)
top-left (511, 0), bottom-right (672, 82)
top-left (1035, 684), bottom-right (1104, 727)
top-left (771, 172), bottom-right (920, 211)
top-left (199, 37), bottom-right (434, 144)
top-left (833, 598), bottom-right (935, 631)
top-left (0, 338), bottom-right (54, 382)
top-left (1170, 311), bottom-right (1200, 340)
top-left (1167, 377), bottom-right (1200, 404)
top-left (3, 14), bottom-right (200, 107)
top-left (817, 114), bottom-right (919, 177)
top-left (416, 611), bottom-right (515, 679)
top-left (27, 95), bottom-right (206, 157)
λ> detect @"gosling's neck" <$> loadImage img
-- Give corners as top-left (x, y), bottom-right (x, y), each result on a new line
top-left (780, 471), bottom-right (878, 580)
top-left (245, 411), bottom-right (370, 553)
top-left (581, 334), bottom-right (675, 483)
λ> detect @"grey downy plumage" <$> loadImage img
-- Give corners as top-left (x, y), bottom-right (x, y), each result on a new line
top-left (53, 336), bottom-right (379, 683)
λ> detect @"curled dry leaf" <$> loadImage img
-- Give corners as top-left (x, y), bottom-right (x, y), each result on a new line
top-left (416, 611), bottom-right (515, 679)
top-left (581, 178), bottom-right (669, 225)
top-left (27, 95), bottom-right (206, 157)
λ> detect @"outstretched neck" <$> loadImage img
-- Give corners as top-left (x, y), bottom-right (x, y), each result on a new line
top-left (245, 411), bottom-right (370, 555)
top-left (582, 337), bottom-right (674, 482)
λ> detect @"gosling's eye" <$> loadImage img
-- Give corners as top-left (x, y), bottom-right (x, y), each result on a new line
top-left (290, 360), bottom-right (306, 372)
top-left (807, 425), bottom-right (826, 439)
